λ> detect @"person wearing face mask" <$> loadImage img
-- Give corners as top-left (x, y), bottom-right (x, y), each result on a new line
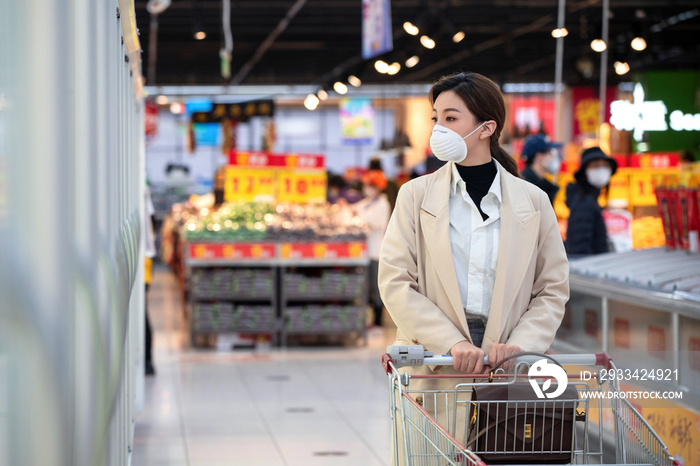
top-left (520, 134), bottom-right (560, 204)
top-left (564, 147), bottom-right (618, 255)
top-left (378, 72), bottom-right (568, 451)
top-left (348, 170), bottom-right (391, 327)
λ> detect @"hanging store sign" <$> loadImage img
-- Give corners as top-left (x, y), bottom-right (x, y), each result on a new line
top-left (609, 83), bottom-right (700, 142)
top-left (340, 98), bottom-right (375, 145)
top-left (191, 100), bottom-right (275, 123)
top-left (362, 0), bottom-right (393, 59)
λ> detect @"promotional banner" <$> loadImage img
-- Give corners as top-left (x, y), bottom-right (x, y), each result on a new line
top-left (572, 86), bottom-right (617, 138)
top-left (340, 98), bottom-right (374, 145)
top-left (362, 0), bottom-right (393, 59)
top-left (508, 96), bottom-right (555, 139)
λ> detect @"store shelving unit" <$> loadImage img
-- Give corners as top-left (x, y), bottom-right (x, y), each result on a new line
top-left (278, 242), bottom-right (369, 345)
top-left (183, 240), bottom-right (370, 347)
top-left (185, 242), bottom-right (279, 346)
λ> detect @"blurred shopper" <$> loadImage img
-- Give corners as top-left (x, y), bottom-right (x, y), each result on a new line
top-left (327, 174), bottom-right (362, 204)
top-left (564, 147), bottom-right (617, 255)
top-left (520, 134), bottom-right (560, 204)
top-left (349, 170), bottom-right (391, 327)
top-left (379, 71), bottom-right (568, 375)
top-left (144, 184), bottom-right (157, 376)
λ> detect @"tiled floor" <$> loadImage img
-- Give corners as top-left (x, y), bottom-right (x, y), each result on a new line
top-left (133, 267), bottom-right (395, 466)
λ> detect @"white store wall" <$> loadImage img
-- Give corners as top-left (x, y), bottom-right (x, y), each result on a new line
top-left (145, 105), bottom-right (397, 188)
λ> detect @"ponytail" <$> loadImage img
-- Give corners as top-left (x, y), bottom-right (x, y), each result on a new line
top-left (490, 131), bottom-right (521, 178)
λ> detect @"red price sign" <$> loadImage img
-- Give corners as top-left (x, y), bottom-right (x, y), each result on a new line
top-left (279, 242), bottom-right (366, 260)
top-left (189, 243), bottom-right (276, 260)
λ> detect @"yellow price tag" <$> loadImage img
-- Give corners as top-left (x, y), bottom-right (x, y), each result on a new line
top-left (313, 243), bottom-right (327, 258)
top-left (277, 170), bottom-right (327, 203)
top-left (349, 243), bottom-right (363, 258)
top-left (224, 167), bottom-right (275, 202)
top-left (608, 173), bottom-right (630, 205)
top-left (630, 172), bottom-right (657, 206)
top-left (280, 243), bottom-right (292, 259)
top-left (194, 245), bottom-right (207, 258)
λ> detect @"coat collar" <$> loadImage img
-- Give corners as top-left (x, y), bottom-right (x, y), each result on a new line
top-left (421, 160), bottom-right (534, 221)
top-left (419, 159), bottom-right (541, 348)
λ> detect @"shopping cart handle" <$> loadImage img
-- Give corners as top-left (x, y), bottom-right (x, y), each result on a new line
top-left (386, 345), bottom-right (608, 370)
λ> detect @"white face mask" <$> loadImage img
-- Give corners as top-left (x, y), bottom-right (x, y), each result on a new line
top-left (545, 155), bottom-right (560, 175)
top-left (429, 122), bottom-right (486, 163)
top-left (586, 166), bottom-right (612, 188)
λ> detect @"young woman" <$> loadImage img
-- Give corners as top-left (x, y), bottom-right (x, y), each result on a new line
top-left (565, 147), bottom-right (617, 255)
top-left (379, 71), bottom-right (568, 374)
top-left (379, 71), bottom-right (569, 455)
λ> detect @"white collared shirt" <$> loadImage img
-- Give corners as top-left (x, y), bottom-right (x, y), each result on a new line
top-left (449, 161), bottom-right (501, 320)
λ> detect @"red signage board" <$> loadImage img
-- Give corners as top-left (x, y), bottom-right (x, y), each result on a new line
top-left (279, 242), bottom-right (366, 260)
top-left (229, 151), bottom-right (325, 170)
top-left (572, 86), bottom-right (617, 138)
top-left (628, 152), bottom-right (680, 169)
top-left (188, 243), bottom-right (277, 261)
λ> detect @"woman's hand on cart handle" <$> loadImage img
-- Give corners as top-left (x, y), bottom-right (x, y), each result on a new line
top-left (485, 344), bottom-right (523, 373)
top-left (449, 341), bottom-right (485, 373)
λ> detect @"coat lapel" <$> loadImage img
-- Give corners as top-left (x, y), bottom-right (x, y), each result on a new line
top-left (483, 167), bottom-right (541, 351)
top-left (419, 163), bottom-right (472, 340)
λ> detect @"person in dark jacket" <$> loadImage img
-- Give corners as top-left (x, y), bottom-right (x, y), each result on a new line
top-left (520, 134), bottom-right (560, 204)
top-left (564, 147), bottom-right (618, 255)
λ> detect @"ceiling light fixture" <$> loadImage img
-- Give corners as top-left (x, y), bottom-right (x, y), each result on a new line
top-left (420, 35), bottom-right (435, 49)
top-left (403, 22), bottom-right (419, 35)
top-left (375, 60), bottom-right (389, 73)
top-left (333, 82), bottom-right (348, 94)
top-left (590, 39), bottom-right (607, 52)
top-left (317, 89), bottom-right (329, 101)
top-left (348, 75), bottom-right (362, 87)
top-left (614, 61), bottom-right (630, 75)
top-left (194, 31), bottom-right (206, 40)
top-left (170, 102), bottom-right (185, 114)
top-left (551, 28), bottom-right (568, 38)
top-left (452, 31), bottom-right (465, 43)
top-left (631, 37), bottom-right (647, 51)
top-left (405, 56), bottom-right (420, 68)
top-left (156, 95), bottom-right (169, 105)
top-left (387, 62), bottom-right (401, 75)
top-left (304, 94), bottom-right (319, 110)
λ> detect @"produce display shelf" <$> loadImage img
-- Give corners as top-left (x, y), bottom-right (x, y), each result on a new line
top-left (183, 239), bottom-right (370, 347)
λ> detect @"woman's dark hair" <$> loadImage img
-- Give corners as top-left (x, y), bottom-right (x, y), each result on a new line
top-left (368, 157), bottom-right (383, 171)
top-left (429, 72), bottom-right (520, 178)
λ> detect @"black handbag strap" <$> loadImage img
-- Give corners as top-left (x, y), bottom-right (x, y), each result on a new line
top-left (490, 351), bottom-right (563, 375)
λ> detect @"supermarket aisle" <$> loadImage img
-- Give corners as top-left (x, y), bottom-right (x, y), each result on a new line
top-left (133, 266), bottom-right (394, 466)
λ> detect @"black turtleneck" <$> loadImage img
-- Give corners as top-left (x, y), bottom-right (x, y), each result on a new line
top-left (455, 160), bottom-right (497, 221)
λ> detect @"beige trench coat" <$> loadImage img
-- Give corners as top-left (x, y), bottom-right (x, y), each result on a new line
top-left (378, 160), bottom-right (569, 458)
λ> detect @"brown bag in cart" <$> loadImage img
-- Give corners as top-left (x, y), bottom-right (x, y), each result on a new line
top-left (467, 353), bottom-right (585, 465)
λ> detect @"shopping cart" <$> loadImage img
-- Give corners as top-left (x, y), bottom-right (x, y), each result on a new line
top-left (382, 346), bottom-right (678, 466)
